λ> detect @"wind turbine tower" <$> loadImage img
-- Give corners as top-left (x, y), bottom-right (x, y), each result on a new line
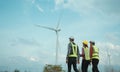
top-left (108, 52), bottom-right (111, 66)
top-left (35, 16), bottom-right (62, 65)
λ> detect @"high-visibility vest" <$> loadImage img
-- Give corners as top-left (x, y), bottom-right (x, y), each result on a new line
top-left (69, 43), bottom-right (78, 57)
top-left (92, 45), bottom-right (99, 59)
top-left (83, 47), bottom-right (90, 60)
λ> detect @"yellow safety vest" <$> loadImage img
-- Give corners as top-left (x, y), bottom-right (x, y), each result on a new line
top-left (83, 47), bottom-right (90, 60)
top-left (92, 46), bottom-right (99, 59)
top-left (69, 43), bottom-right (78, 57)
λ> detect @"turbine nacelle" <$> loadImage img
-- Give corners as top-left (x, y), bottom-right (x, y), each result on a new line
top-left (56, 29), bottom-right (61, 32)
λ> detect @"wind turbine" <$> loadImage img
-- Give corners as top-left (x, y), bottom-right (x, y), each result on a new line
top-left (35, 16), bottom-right (62, 65)
top-left (107, 48), bottom-right (113, 72)
top-left (107, 48), bottom-right (111, 66)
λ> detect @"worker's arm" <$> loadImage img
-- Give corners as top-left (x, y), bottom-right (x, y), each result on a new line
top-left (90, 44), bottom-right (93, 60)
top-left (80, 48), bottom-right (85, 57)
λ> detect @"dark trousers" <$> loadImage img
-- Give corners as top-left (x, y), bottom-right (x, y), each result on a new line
top-left (92, 59), bottom-right (99, 72)
top-left (81, 59), bottom-right (90, 72)
top-left (68, 57), bottom-right (79, 72)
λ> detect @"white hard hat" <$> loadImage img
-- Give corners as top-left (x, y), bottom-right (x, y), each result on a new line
top-left (69, 36), bottom-right (74, 39)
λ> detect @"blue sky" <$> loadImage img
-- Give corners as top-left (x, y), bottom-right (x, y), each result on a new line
top-left (0, 0), bottom-right (120, 71)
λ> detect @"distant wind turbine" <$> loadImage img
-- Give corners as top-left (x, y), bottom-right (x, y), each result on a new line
top-left (107, 48), bottom-right (113, 72)
top-left (107, 48), bottom-right (111, 65)
top-left (35, 15), bottom-right (62, 65)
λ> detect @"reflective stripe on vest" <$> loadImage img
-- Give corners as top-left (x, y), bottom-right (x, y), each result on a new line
top-left (92, 46), bottom-right (99, 59)
top-left (84, 47), bottom-right (90, 60)
top-left (69, 43), bottom-right (77, 57)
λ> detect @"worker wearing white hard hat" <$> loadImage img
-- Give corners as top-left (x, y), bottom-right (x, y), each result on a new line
top-left (66, 36), bottom-right (80, 72)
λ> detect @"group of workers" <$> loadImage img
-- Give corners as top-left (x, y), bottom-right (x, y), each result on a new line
top-left (66, 36), bottom-right (99, 72)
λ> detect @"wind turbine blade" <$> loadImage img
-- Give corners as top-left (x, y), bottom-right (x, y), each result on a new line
top-left (56, 12), bottom-right (63, 29)
top-left (35, 24), bottom-right (56, 31)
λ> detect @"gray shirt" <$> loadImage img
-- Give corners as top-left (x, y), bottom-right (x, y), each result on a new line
top-left (66, 42), bottom-right (80, 61)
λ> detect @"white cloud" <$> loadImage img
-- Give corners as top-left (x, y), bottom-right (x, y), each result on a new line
top-left (54, 0), bottom-right (120, 25)
top-left (36, 4), bottom-right (44, 13)
top-left (97, 42), bottom-right (120, 65)
top-left (29, 56), bottom-right (39, 62)
top-left (31, 0), bottom-right (44, 13)
top-left (55, 0), bottom-right (97, 15)
top-left (57, 0), bottom-right (120, 14)
top-left (55, 0), bottom-right (64, 5)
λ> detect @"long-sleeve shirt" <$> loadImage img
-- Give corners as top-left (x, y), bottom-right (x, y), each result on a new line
top-left (80, 48), bottom-right (85, 59)
top-left (66, 42), bottom-right (80, 61)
